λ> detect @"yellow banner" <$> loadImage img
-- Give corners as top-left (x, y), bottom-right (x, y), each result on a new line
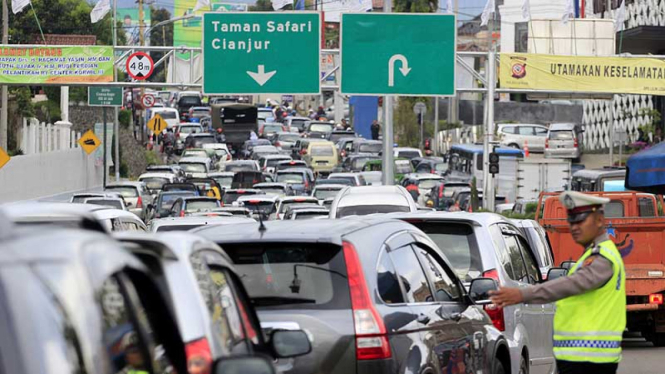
top-left (500, 53), bottom-right (665, 96)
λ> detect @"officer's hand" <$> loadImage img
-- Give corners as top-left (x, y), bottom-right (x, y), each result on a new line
top-left (489, 287), bottom-right (523, 308)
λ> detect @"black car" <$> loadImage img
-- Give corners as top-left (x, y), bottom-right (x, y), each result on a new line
top-left (239, 139), bottom-right (272, 159)
top-left (232, 171), bottom-right (266, 189)
top-left (225, 160), bottom-right (260, 173)
top-left (147, 190), bottom-right (197, 221)
top-left (414, 158), bottom-right (448, 175)
top-left (327, 130), bottom-right (358, 144)
top-left (184, 133), bottom-right (217, 149)
top-left (339, 154), bottom-right (381, 172)
top-left (222, 188), bottom-right (265, 205)
top-left (426, 181), bottom-right (471, 210)
top-left (195, 218), bottom-right (510, 374)
top-left (177, 95), bottom-right (202, 120)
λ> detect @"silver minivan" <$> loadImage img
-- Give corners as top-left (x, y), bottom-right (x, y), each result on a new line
top-left (544, 123), bottom-right (584, 160)
top-left (497, 124), bottom-right (549, 152)
top-left (391, 212), bottom-right (556, 374)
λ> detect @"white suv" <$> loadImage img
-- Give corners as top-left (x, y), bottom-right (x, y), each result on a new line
top-left (497, 124), bottom-right (549, 152)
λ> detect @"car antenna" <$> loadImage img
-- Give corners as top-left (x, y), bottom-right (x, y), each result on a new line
top-left (251, 204), bottom-right (267, 232)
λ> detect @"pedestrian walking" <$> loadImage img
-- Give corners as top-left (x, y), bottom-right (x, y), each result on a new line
top-left (370, 120), bottom-right (381, 140)
top-left (490, 191), bottom-right (625, 374)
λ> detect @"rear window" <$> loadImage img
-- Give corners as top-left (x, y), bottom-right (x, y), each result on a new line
top-left (395, 162), bottom-right (412, 174)
top-left (263, 125), bottom-right (284, 133)
top-left (337, 205), bottom-right (410, 217)
top-left (258, 187), bottom-right (285, 196)
top-left (185, 200), bottom-right (220, 212)
top-left (243, 201), bottom-right (276, 214)
top-left (189, 136), bottom-right (216, 145)
top-left (309, 123), bottom-right (334, 133)
top-left (226, 163), bottom-right (256, 172)
top-left (140, 177), bottom-right (170, 191)
top-left (352, 158), bottom-right (375, 171)
top-left (212, 176), bottom-right (233, 188)
top-left (179, 126), bottom-right (202, 134)
top-left (223, 191), bottom-right (258, 205)
top-left (183, 150), bottom-right (208, 158)
top-left (418, 179), bottom-right (441, 190)
top-left (314, 188), bottom-right (341, 200)
top-left (290, 119), bottom-right (308, 128)
top-left (266, 158), bottom-right (291, 167)
top-left (279, 201), bottom-right (317, 214)
top-left (223, 243), bottom-right (350, 310)
top-left (156, 111), bottom-right (177, 119)
top-left (407, 222), bottom-right (482, 282)
top-left (179, 96), bottom-right (201, 106)
top-left (160, 193), bottom-right (193, 209)
top-left (359, 143), bottom-right (382, 153)
top-left (180, 163), bottom-right (207, 173)
top-left (294, 211), bottom-right (328, 219)
top-left (549, 130), bottom-right (574, 140)
top-left (310, 146), bottom-right (334, 156)
top-left (279, 134), bottom-right (300, 142)
top-left (86, 199), bottom-right (123, 209)
top-left (105, 186), bottom-right (138, 198)
top-left (277, 173), bottom-right (305, 184)
top-left (397, 151), bottom-right (420, 159)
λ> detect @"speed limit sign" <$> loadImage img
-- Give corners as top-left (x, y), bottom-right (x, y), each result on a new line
top-left (141, 94), bottom-right (155, 108)
top-left (126, 52), bottom-right (154, 81)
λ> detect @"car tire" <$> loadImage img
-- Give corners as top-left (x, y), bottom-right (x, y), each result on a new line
top-left (518, 355), bottom-right (528, 374)
top-left (493, 359), bottom-right (506, 374)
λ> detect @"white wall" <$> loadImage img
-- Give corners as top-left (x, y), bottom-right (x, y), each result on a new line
top-left (0, 148), bottom-right (103, 203)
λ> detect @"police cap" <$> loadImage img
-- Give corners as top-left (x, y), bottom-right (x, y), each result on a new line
top-left (559, 191), bottom-right (610, 223)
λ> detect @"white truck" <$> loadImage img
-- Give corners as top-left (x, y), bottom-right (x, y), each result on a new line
top-left (516, 158), bottom-right (571, 201)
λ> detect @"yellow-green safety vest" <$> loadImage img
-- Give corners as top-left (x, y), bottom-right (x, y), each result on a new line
top-left (553, 239), bottom-right (626, 364)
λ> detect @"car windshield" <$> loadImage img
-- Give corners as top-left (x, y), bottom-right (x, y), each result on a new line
top-left (211, 175), bottom-right (234, 188)
top-left (140, 177), bottom-right (170, 191)
top-left (418, 179), bottom-right (441, 190)
top-left (156, 111), bottom-right (177, 119)
top-left (277, 173), bottom-right (305, 184)
top-left (183, 150), bottom-right (208, 158)
top-left (179, 126), bottom-right (202, 134)
top-left (226, 163), bottom-right (256, 172)
top-left (337, 205), bottom-right (410, 217)
top-left (359, 143), bottom-right (382, 153)
top-left (105, 186), bottom-right (138, 198)
top-left (309, 123), bottom-right (334, 133)
top-left (185, 200), bottom-right (219, 212)
top-left (223, 243), bottom-right (349, 309)
top-left (408, 222), bottom-right (482, 282)
top-left (549, 130), bottom-right (574, 140)
top-left (86, 199), bottom-right (123, 209)
top-left (310, 146), bottom-right (334, 156)
top-left (180, 163), bottom-right (207, 173)
top-left (314, 188), bottom-right (341, 200)
top-left (160, 193), bottom-right (194, 209)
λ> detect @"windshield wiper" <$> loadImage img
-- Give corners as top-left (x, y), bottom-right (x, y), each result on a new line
top-left (251, 296), bottom-right (317, 306)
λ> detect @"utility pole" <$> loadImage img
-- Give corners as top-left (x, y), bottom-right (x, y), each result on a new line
top-left (447, 0), bottom-right (459, 127)
top-left (113, 0), bottom-right (120, 181)
top-left (482, 3), bottom-right (497, 211)
top-left (434, 97), bottom-right (439, 155)
top-left (381, 0), bottom-right (395, 185)
top-left (138, 0), bottom-right (146, 144)
top-left (1, 0), bottom-right (8, 151)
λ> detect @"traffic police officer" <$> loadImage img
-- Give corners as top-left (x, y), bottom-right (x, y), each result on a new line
top-left (490, 191), bottom-right (626, 374)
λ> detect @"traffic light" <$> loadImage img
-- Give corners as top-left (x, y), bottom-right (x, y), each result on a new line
top-left (489, 152), bottom-right (500, 175)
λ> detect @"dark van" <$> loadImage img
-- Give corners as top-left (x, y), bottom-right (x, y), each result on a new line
top-left (212, 103), bottom-right (259, 152)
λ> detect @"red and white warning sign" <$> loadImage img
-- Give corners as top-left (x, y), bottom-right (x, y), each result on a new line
top-left (141, 93), bottom-right (155, 108)
top-left (126, 52), bottom-right (154, 81)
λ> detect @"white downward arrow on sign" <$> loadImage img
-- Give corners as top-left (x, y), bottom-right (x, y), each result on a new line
top-left (247, 65), bottom-right (277, 86)
top-left (388, 54), bottom-right (411, 87)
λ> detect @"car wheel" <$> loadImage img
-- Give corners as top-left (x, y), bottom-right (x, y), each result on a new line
top-left (493, 359), bottom-right (506, 374)
top-left (518, 355), bottom-right (528, 374)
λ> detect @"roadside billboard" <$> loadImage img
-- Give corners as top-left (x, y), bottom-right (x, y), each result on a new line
top-left (500, 53), bottom-right (665, 96)
top-left (0, 46), bottom-right (114, 84)
top-left (117, 7), bottom-right (151, 46)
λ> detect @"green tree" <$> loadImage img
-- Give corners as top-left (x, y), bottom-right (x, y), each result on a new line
top-left (250, 0), bottom-right (274, 11)
top-left (149, 7), bottom-right (173, 82)
top-left (2, 0), bottom-right (125, 45)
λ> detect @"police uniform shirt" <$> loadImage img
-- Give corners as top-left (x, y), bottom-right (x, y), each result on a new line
top-left (520, 232), bottom-right (614, 304)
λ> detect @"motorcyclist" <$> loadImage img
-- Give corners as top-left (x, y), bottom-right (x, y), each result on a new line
top-left (163, 128), bottom-right (175, 154)
top-left (215, 128), bottom-right (226, 143)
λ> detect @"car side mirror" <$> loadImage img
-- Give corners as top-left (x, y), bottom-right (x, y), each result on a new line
top-left (212, 355), bottom-right (276, 374)
top-left (127, 202), bottom-right (133, 207)
top-left (270, 330), bottom-right (312, 358)
top-left (468, 277), bottom-right (498, 305)
top-left (547, 268), bottom-right (568, 281)
top-left (560, 261), bottom-right (576, 271)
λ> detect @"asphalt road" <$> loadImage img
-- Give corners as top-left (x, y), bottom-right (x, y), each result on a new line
top-left (619, 333), bottom-right (665, 374)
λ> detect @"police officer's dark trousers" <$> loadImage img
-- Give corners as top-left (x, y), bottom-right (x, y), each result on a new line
top-left (557, 360), bottom-right (618, 374)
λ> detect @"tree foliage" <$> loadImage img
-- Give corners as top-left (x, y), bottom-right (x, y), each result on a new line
top-left (250, 0), bottom-right (274, 11)
top-left (2, 0), bottom-right (125, 45)
top-left (149, 7), bottom-right (173, 82)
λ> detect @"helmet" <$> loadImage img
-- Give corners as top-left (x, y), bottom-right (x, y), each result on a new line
top-left (217, 128), bottom-right (222, 133)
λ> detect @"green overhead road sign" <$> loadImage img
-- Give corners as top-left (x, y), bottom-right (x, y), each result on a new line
top-left (203, 12), bottom-right (321, 95)
top-left (341, 13), bottom-right (457, 96)
top-left (88, 87), bottom-right (123, 107)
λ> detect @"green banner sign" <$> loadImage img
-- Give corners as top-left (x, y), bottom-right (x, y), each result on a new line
top-left (88, 87), bottom-right (123, 107)
top-left (0, 45), bottom-right (114, 84)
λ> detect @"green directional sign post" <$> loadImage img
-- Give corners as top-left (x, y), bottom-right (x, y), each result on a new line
top-left (88, 87), bottom-right (123, 107)
top-left (341, 13), bottom-right (456, 96)
top-left (203, 12), bottom-right (321, 95)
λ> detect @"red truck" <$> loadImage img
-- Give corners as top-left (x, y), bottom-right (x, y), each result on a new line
top-left (537, 191), bottom-right (665, 345)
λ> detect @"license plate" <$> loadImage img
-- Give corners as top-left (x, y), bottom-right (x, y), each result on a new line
top-left (558, 145), bottom-right (566, 148)
top-left (316, 161), bottom-right (328, 164)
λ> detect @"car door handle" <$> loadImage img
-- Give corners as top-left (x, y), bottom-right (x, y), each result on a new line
top-left (417, 314), bottom-right (430, 325)
top-left (450, 312), bottom-right (462, 322)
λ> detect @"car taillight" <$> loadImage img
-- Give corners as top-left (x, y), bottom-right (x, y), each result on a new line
top-left (304, 179), bottom-right (309, 189)
top-left (438, 184), bottom-right (444, 199)
top-left (545, 138), bottom-right (549, 149)
top-left (180, 210), bottom-right (185, 217)
top-left (482, 269), bottom-right (505, 331)
top-left (185, 338), bottom-right (213, 374)
top-left (300, 149), bottom-right (307, 155)
top-left (650, 294), bottom-right (663, 305)
top-left (136, 196), bottom-right (143, 208)
top-left (343, 241), bottom-right (392, 360)
top-left (573, 138), bottom-right (578, 148)
top-left (227, 154), bottom-right (231, 161)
